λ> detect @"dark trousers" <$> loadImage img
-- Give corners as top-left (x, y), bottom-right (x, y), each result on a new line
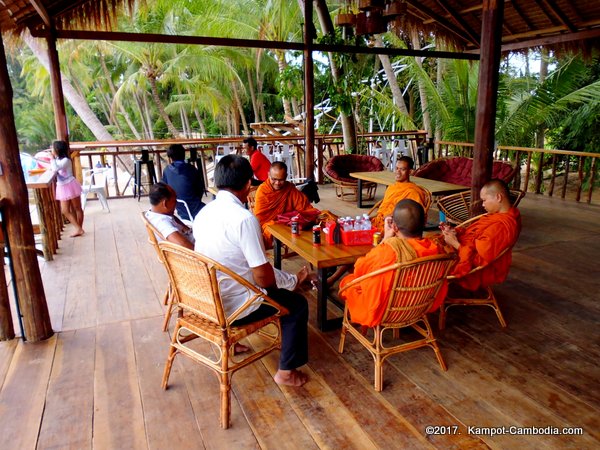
top-left (233, 287), bottom-right (308, 371)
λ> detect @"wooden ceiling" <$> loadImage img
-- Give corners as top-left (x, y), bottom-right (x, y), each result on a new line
top-left (0, 0), bottom-right (598, 53)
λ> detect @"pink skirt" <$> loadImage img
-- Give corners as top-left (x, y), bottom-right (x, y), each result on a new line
top-left (56, 179), bottom-right (82, 201)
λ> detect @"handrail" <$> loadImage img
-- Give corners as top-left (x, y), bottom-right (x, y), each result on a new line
top-left (435, 141), bottom-right (599, 204)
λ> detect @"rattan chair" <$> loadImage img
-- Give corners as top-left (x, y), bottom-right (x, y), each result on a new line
top-left (438, 215), bottom-right (514, 329)
top-left (158, 242), bottom-right (288, 429)
top-left (141, 212), bottom-right (178, 332)
top-left (338, 253), bottom-right (456, 392)
top-left (437, 189), bottom-right (525, 225)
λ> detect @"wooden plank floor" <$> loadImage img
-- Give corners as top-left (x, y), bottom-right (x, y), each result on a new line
top-left (1, 186), bottom-right (599, 449)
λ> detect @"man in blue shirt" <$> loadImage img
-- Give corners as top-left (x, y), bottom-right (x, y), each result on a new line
top-left (161, 144), bottom-right (205, 221)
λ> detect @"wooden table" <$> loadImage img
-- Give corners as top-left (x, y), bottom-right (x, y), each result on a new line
top-left (350, 171), bottom-right (468, 208)
top-left (25, 170), bottom-right (63, 260)
top-left (267, 223), bottom-right (373, 331)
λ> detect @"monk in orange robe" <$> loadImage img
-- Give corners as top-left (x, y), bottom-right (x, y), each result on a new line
top-left (254, 161), bottom-right (319, 247)
top-left (340, 199), bottom-right (450, 327)
top-left (371, 156), bottom-right (430, 232)
top-left (441, 179), bottom-right (521, 291)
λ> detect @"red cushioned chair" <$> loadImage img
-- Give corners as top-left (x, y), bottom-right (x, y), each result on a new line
top-left (413, 157), bottom-right (517, 187)
top-left (324, 154), bottom-right (385, 202)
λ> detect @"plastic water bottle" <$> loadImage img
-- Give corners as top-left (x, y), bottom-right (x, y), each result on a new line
top-left (343, 217), bottom-right (353, 232)
top-left (354, 216), bottom-right (362, 231)
top-left (362, 214), bottom-right (372, 230)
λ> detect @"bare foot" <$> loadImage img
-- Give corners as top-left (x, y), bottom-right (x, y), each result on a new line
top-left (234, 343), bottom-right (250, 355)
top-left (274, 369), bottom-right (308, 387)
top-left (296, 266), bottom-right (309, 285)
top-left (70, 228), bottom-right (85, 237)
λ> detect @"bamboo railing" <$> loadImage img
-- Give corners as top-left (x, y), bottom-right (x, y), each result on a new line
top-left (67, 134), bottom-right (598, 205)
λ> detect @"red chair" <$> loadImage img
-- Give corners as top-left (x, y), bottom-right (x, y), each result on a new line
top-left (324, 154), bottom-right (385, 202)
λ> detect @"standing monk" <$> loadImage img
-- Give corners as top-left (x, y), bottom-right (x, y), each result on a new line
top-left (340, 200), bottom-right (450, 327)
top-left (243, 137), bottom-right (271, 186)
top-left (254, 161), bottom-right (319, 247)
top-left (371, 156), bottom-right (431, 232)
top-left (441, 179), bottom-right (521, 291)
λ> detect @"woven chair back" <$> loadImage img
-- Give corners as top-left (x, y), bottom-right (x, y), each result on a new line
top-left (380, 254), bottom-right (456, 325)
top-left (438, 189), bottom-right (525, 225)
top-left (141, 212), bottom-right (166, 264)
top-left (158, 242), bottom-right (227, 325)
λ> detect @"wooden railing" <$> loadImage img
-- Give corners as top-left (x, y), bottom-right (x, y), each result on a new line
top-left (435, 141), bottom-right (599, 204)
top-left (69, 131), bottom-right (429, 195)
top-left (68, 134), bottom-right (598, 205)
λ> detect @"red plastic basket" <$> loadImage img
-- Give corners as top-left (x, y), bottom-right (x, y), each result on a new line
top-left (340, 228), bottom-right (375, 246)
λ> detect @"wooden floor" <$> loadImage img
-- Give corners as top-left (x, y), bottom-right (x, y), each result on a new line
top-left (1, 185), bottom-right (599, 449)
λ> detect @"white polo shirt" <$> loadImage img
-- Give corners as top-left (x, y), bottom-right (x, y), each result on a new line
top-left (145, 210), bottom-right (194, 244)
top-left (193, 190), bottom-right (270, 319)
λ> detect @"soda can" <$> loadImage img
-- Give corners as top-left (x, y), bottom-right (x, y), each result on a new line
top-left (373, 232), bottom-right (382, 246)
top-left (312, 225), bottom-right (321, 245)
top-left (291, 219), bottom-right (299, 235)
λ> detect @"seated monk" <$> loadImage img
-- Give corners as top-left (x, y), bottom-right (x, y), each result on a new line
top-left (340, 199), bottom-right (450, 328)
top-left (441, 179), bottom-right (522, 291)
top-left (253, 161), bottom-right (319, 248)
top-left (371, 156), bottom-right (430, 232)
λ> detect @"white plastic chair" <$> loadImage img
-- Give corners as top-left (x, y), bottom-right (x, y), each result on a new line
top-left (390, 139), bottom-right (409, 170)
top-left (175, 199), bottom-right (193, 227)
top-left (260, 144), bottom-right (275, 162)
top-left (215, 145), bottom-right (231, 164)
top-left (370, 141), bottom-right (391, 169)
top-left (81, 168), bottom-right (110, 212)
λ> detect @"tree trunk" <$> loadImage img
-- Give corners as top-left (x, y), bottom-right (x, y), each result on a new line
top-left (312, 0), bottom-right (358, 152)
top-left (374, 35), bottom-right (410, 117)
top-left (193, 109), bottom-right (207, 136)
top-left (247, 67), bottom-right (260, 123)
top-left (0, 36), bottom-right (52, 342)
top-left (275, 51), bottom-right (293, 119)
top-left (411, 30), bottom-right (432, 137)
top-left (24, 33), bottom-right (113, 141)
top-left (231, 81), bottom-right (249, 135)
top-left (99, 50), bottom-right (141, 139)
top-left (147, 75), bottom-right (182, 138)
top-left (536, 49), bottom-right (548, 149)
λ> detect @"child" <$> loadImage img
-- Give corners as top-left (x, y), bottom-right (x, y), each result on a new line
top-left (51, 140), bottom-right (85, 237)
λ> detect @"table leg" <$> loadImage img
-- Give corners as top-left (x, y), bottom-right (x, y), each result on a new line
top-left (356, 179), bottom-right (363, 208)
top-left (316, 268), bottom-right (342, 332)
top-left (273, 238), bottom-right (282, 270)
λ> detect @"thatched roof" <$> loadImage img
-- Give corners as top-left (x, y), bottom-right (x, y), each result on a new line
top-left (0, 0), bottom-right (598, 53)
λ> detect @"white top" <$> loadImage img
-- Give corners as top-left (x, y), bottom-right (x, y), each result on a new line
top-left (145, 210), bottom-right (194, 244)
top-left (51, 157), bottom-right (75, 186)
top-left (193, 190), bottom-right (296, 319)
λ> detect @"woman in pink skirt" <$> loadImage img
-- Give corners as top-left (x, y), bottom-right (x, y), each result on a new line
top-left (51, 140), bottom-right (85, 237)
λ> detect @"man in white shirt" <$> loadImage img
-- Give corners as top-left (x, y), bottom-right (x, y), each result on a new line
top-left (145, 182), bottom-right (194, 250)
top-left (193, 155), bottom-right (309, 387)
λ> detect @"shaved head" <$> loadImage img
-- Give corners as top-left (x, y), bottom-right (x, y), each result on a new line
top-left (393, 199), bottom-right (425, 238)
top-left (480, 179), bottom-right (512, 213)
top-left (483, 179), bottom-right (510, 198)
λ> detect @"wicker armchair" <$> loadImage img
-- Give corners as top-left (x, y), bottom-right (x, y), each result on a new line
top-left (438, 215), bottom-right (515, 329)
top-left (324, 154), bottom-right (384, 202)
top-left (158, 242), bottom-right (288, 429)
top-left (437, 189), bottom-right (525, 225)
top-left (338, 253), bottom-right (456, 392)
top-left (141, 212), bottom-right (178, 332)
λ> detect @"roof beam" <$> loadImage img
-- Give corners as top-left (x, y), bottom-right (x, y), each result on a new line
top-left (466, 27), bottom-right (600, 53)
top-left (542, 0), bottom-right (577, 32)
top-left (28, 0), bottom-right (51, 28)
top-left (433, 0), bottom-right (480, 45)
top-left (404, 0), bottom-right (479, 47)
top-left (29, 28), bottom-right (480, 61)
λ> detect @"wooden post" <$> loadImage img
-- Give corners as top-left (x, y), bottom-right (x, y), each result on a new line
top-left (471, 0), bottom-right (504, 216)
top-left (0, 204), bottom-right (15, 340)
top-left (303, 0), bottom-right (316, 181)
top-left (0, 36), bottom-right (53, 341)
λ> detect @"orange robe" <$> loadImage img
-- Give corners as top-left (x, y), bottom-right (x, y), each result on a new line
top-left (339, 237), bottom-right (448, 327)
top-left (254, 180), bottom-right (318, 246)
top-left (371, 182), bottom-right (430, 232)
top-left (452, 207), bottom-right (521, 291)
